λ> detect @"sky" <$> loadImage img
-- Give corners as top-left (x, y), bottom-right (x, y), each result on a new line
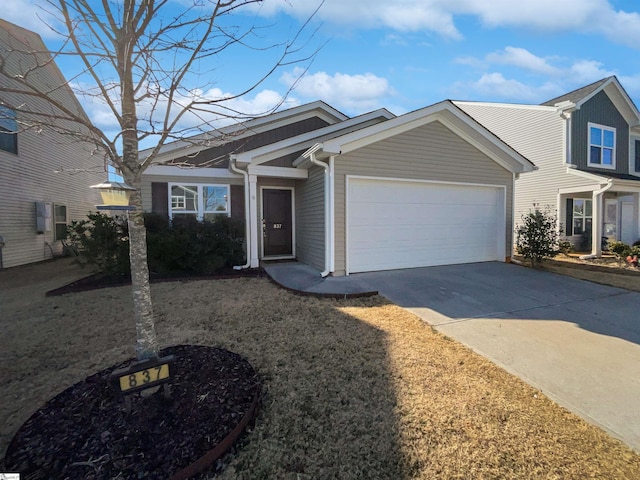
top-left (4, 0), bottom-right (640, 131)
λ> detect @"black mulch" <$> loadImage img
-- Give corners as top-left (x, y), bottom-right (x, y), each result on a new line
top-left (4, 345), bottom-right (262, 479)
top-left (46, 267), bottom-right (266, 296)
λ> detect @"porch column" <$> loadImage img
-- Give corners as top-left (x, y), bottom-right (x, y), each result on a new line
top-left (592, 190), bottom-right (604, 257)
top-left (248, 174), bottom-right (260, 268)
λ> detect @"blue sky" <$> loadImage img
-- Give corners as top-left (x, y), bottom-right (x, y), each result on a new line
top-left (5, 0), bottom-right (640, 125)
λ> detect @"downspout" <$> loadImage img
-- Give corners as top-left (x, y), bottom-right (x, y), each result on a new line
top-left (309, 150), bottom-right (331, 277)
top-left (579, 180), bottom-right (613, 260)
top-left (229, 154), bottom-right (251, 270)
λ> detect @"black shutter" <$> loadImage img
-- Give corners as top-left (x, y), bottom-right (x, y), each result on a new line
top-left (230, 185), bottom-right (245, 222)
top-left (565, 198), bottom-right (573, 236)
top-left (151, 182), bottom-right (169, 216)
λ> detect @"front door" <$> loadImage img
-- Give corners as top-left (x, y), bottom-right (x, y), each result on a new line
top-left (262, 188), bottom-right (293, 257)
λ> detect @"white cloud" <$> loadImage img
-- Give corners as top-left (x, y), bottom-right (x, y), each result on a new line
top-left (2, 0), bottom-right (63, 39)
top-left (465, 73), bottom-right (559, 102)
top-left (253, 0), bottom-right (640, 48)
top-left (486, 47), bottom-right (560, 76)
top-left (280, 67), bottom-right (395, 113)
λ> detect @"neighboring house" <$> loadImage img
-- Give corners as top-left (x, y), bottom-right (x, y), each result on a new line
top-left (455, 76), bottom-right (640, 256)
top-left (142, 100), bottom-right (534, 275)
top-left (0, 19), bottom-right (103, 268)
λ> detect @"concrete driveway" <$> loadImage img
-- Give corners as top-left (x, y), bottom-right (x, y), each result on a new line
top-left (266, 261), bottom-right (640, 451)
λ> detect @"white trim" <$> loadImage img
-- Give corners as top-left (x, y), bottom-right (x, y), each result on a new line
top-left (319, 102), bottom-right (534, 174)
top-left (247, 165), bottom-right (308, 179)
top-left (260, 186), bottom-right (296, 260)
top-left (587, 122), bottom-right (616, 170)
top-left (146, 165), bottom-right (242, 178)
top-left (235, 109), bottom-right (395, 165)
top-left (566, 166), bottom-right (610, 183)
top-left (344, 175), bottom-right (507, 275)
top-left (558, 185), bottom-right (601, 195)
top-left (168, 182), bottom-right (231, 220)
top-left (142, 101), bottom-right (349, 162)
top-left (329, 156), bottom-right (336, 273)
top-left (630, 135), bottom-right (640, 177)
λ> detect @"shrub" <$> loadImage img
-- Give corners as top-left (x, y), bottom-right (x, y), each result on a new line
top-left (608, 241), bottom-right (631, 260)
top-left (516, 205), bottom-right (561, 267)
top-left (67, 212), bottom-right (130, 275)
top-left (558, 240), bottom-right (573, 255)
top-left (145, 214), bottom-right (245, 275)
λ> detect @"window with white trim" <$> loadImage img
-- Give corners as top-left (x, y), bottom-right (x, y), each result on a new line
top-left (566, 198), bottom-right (592, 236)
top-left (634, 139), bottom-right (640, 173)
top-left (0, 105), bottom-right (17, 154)
top-left (588, 123), bottom-right (615, 169)
top-left (54, 204), bottom-right (68, 240)
top-left (169, 184), bottom-right (229, 221)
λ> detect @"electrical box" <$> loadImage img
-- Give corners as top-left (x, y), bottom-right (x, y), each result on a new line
top-left (35, 201), bottom-right (52, 233)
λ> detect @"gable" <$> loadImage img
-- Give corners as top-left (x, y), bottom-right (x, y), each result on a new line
top-left (164, 117), bottom-right (331, 168)
top-left (571, 90), bottom-right (629, 174)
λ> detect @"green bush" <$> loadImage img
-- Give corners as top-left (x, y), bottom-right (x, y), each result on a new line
top-left (67, 212), bottom-right (130, 274)
top-left (145, 214), bottom-right (245, 275)
top-left (516, 205), bottom-right (561, 267)
top-left (558, 240), bottom-right (573, 255)
top-left (67, 212), bottom-right (245, 276)
top-left (608, 241), bottom-right (640, 262)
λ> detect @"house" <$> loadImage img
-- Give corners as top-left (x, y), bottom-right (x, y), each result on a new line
top-left (455, 76), bottom-right (640, 256)
top-left (0, 19), bottom-right (104, 268)
top-left (142, 100), bottom-right (535, 275)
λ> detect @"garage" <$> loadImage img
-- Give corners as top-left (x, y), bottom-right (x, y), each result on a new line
top-left (346, 177), bottom-right (506, 273)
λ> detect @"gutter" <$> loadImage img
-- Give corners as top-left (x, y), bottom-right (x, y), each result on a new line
top-left (579, 180), bottom-right (613, 260)
top-left (307, 148), bottom-right (332, 277)
top-left (229, 154), bottom-right (251, 270)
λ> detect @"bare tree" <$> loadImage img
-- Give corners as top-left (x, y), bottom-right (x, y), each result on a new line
top-left (0, 0), bottom-right (319, 360)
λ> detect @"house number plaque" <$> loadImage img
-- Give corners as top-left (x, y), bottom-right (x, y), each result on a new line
top-left (273, 223), bottom-right (283, 229)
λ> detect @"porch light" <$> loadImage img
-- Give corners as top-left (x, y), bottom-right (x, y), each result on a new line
top-left (90, 181), bottom-right (136, 211)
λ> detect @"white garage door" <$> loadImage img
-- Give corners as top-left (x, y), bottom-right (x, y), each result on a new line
top-left (347, 178), bottom-right (505, 273)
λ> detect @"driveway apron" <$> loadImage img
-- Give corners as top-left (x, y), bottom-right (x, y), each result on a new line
top-left (351, 262), bottom-right (640, 451)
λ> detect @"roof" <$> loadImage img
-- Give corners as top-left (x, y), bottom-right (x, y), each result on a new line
top-left (541, 77), bottom-right (612, 107)
top-left (297, 100), bottom-right (536, 174)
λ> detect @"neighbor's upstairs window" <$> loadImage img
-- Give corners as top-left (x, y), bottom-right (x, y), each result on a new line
top-left (635, 139), bottom-right (640, 173)
top-left (588, 123), bottom-right (615, 169)
top-left (169, 184), bottom-right (229, 221)
top-left (0, 106), bottom-right (17, 154)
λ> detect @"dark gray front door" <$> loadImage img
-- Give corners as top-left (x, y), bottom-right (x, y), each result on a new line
top-left (262, 188), bottom-right (293, 257)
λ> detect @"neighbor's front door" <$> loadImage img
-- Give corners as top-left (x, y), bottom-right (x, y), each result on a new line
top-left (262, 188), bottom-right (293, 257)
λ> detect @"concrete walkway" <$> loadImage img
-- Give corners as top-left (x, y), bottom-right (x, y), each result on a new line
top-left (263, 261), bottom-right (640, 451)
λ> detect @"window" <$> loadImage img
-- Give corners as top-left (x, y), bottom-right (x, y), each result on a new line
top-left (635, 139), bottom-right (640, 173)
top-left (566, 198), bottom-right (592, 236)
top-left (588, 123), bottom-right (615, 168)
top-left (0, 106), bottom-right (17, 154)
top-left (54, 204), bottom-right (68, 240)
top-left (169, 184), bottom-right (229, 221)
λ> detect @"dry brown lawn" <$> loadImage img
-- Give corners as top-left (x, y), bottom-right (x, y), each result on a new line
top-left (1, 259), bottom-right (640, 479)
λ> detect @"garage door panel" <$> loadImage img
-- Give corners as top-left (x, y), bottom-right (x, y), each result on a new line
top-left (347, 178), bottom-right (504, 273)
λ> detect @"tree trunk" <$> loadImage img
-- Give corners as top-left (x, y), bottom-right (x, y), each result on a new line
top-left (126, 173), bottom-right (159, 360)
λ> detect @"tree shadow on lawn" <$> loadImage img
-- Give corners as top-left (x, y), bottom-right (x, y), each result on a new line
top-left (1, 276), bottom-right (407, 479)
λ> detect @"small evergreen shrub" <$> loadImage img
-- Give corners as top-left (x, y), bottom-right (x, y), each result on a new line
top-left (67, 212), bottom-right (130, 274)
top-left (516, 205), bottom-right (561, 267)
top-left (68, 212), bottom-right (245, 276)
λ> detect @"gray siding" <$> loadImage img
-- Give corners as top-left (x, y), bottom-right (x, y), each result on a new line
top-left (295, 166), bottom-right (325, 271)
top-left (455, 102), bottom-right (593, 235)
top-left (0, 21), bottom-right (104, 268)
top-left (333, 120), bottom-right (513, 275)
top-left (572, 90), bottom-right (629, 175)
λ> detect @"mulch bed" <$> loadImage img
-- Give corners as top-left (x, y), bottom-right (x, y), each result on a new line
top-left (4, 345), bottom-right (261, 479)
top-left (46, 267), bottom-right (266, 296)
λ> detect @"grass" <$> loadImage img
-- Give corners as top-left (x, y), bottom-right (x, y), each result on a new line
top-left (2, 265), bottom-right (640, 479)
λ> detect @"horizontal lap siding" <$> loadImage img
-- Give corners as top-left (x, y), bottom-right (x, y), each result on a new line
top-left (0, 24), bottom-right (104, 268)
top-left (334, 120), bottom-right (513, 275)
top-left (455, 103), bottom-right (595, 231)
top-left (295, 166), bottom-right (325, 271)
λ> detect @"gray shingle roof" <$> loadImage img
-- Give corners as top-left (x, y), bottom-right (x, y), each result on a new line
top-left (541, 77), bottom-right (613, 106)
